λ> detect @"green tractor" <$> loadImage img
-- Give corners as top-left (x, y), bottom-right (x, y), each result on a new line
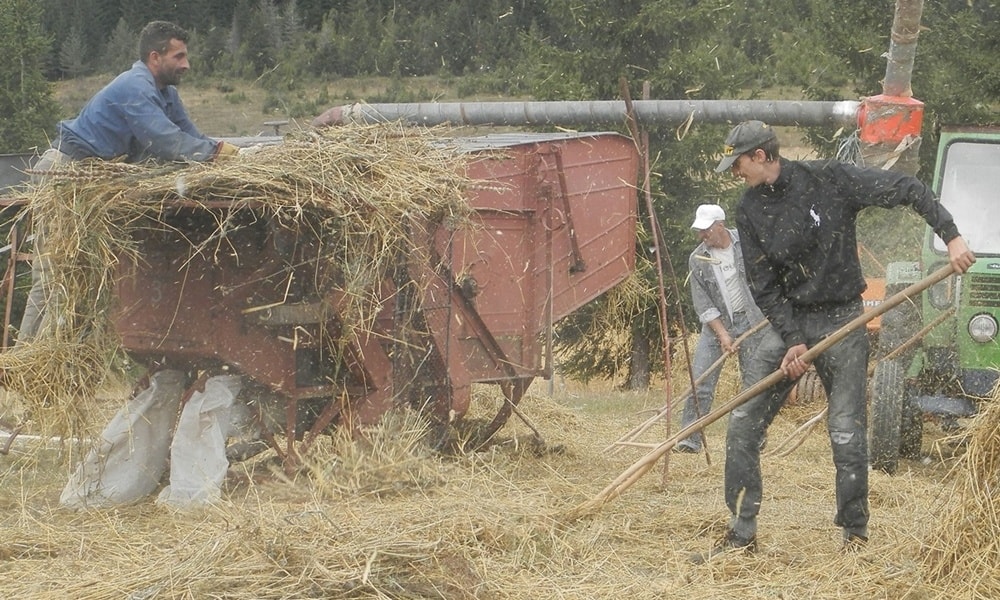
top-left (869, 126), bottom-right (1000, 474)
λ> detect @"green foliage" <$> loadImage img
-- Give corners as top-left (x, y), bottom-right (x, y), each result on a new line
top-left (0, 0), bottom-right (60, 153)
top-left (262, 84), bottom-right (331, 118)
top-left (912, 4), bottom-right (1000, 168)
top-left (58, 27), bottom-right (90, 78)
top-left (365, 79), bottom-right (434, 104)
top-left (225, 90), bottom-right (249, 104)
top-left (100, 18), bottom-right (138, 75)
top-left (452, 67), bottom-right (531, 98)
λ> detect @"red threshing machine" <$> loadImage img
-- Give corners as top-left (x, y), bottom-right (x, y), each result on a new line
top-left (111, 132), bottom-right (638, 458)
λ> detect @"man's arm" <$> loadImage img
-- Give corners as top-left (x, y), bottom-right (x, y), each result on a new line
top-left (689, 254), bottom-right (722, 325)
top-left (947, 236), bottom-right (976, 274)
top-left (120, 85), bottom-right (221, 162)
top-left (689, 255), bottom-right (737, 352)
top-left (707, 317), bottom-right (736, 353)
top-left (835, 162), bottom-right (961, 242)
top-left (835, 163), bottom-right (975, 274)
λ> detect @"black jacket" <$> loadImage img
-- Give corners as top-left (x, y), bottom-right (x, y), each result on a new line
top-left (735, 158), bottom-right (960, 347)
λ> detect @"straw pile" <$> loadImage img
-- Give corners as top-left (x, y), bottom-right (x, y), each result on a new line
top-left (0, 123), bottom-right (476, 439)
top-left (0, 374), bottom-right (991, 599)
top-left (921, 392), bottom-right (1000, 596)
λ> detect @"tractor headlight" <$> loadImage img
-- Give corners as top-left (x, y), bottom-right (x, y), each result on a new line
top-left (928, 276), bottom-right (954, 310)
top-left (968, 313), bottom-right (998, 343)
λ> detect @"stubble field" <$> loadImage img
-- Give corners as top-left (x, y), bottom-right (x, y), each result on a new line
top-left (0, 360), bottom-right (984, 599)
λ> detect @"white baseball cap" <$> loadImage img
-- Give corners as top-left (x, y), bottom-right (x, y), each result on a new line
top-left (691, 204), bottom-right (726, 230)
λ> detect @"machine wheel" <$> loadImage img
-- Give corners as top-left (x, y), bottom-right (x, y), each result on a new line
top-left (874, 291), bottom-right (920, 360)
top-left (869, 359), bottom-right (905, 474)
top-left (899, 395), bottom-right (924, 458)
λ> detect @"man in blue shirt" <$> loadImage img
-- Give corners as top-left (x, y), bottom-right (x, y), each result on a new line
top-left (20, 21), bottom-right (239, 343)
top-left (54, 20), bottom-right (237, 164)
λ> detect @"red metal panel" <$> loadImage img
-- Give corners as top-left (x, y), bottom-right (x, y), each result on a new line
top-left (441, 133), bottom-right (638, 377)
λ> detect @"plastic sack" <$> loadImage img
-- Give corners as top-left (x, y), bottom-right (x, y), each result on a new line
top-left (60, 369), bottom-right (187, 508)
top-left (156, 375), bottom-right (243, 507)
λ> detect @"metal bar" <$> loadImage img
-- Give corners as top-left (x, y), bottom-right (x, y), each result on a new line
top-left (317, 99), bottom-right (861, 128)
top-left (547, 147), bottom-right (586, 273)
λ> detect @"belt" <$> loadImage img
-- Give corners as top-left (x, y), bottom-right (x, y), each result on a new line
top-left (794, 298), bottom-right (863, 315)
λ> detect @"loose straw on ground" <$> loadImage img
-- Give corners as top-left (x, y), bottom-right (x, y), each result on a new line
top-left (567, 264), bottom-right (957, 519)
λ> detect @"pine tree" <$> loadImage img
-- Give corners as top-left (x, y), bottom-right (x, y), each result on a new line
top-left (0, 0), bottom-right (60, 153)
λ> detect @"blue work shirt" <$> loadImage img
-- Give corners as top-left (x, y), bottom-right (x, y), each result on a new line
top-left (57, 61), bottom-right (219, 163)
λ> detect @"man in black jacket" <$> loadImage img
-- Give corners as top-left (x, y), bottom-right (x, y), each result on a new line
top-left (702, 120), bottom-right (975, 557)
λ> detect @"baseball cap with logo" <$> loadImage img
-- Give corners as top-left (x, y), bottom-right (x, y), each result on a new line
top-left (690, 204), bottom-right (726, 230)
top-left (714, 120), bottom-right (777, 173)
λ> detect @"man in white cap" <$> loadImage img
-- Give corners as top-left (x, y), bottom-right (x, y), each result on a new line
top-left (699, 119), bottom-right (976, 559)
top-left (678, 203), bottom-right (773, 453)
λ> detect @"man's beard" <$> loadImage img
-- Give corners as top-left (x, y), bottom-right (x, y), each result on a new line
top-left (161, 69), bottom-right (183, 86)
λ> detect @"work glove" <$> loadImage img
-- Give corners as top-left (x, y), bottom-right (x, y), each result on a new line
top-left (215, 141), bottom-right (240, 160)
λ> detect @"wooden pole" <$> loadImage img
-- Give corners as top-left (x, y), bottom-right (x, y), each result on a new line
top-left (568, 263), bottom-right (956, 518)
top-left (620, 78), bottom-right (677, 479)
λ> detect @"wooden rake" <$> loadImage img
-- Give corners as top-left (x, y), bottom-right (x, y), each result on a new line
top-left (603, 319), bottom-right (770, 455)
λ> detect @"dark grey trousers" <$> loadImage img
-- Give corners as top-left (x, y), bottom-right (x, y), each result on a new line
top-left (724, 299), bottom-right (870, 538)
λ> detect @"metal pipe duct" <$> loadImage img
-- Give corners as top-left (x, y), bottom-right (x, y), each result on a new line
top-left (313, 99), bottom-right (861, 129)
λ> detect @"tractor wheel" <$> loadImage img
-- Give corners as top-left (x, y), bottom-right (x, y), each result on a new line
top-left (875, 293), bottom-right (920, 360)
top-left (869, 359), bottom-right (904, 474)
top-left (899, 395), bottom-right (924, 458)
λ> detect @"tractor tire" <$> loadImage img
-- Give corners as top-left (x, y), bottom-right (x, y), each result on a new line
top-left (899, 395), bottom-right (924, 458)
top-left (875, 293), bottom-right (920, 360)
top-left (869, 359), bottom-right (904, 474)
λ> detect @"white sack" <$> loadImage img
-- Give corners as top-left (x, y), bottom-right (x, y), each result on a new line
top-left (60, 369), bottom-right (187, 508)
top-left (156, 375), bottom-right (243, 507)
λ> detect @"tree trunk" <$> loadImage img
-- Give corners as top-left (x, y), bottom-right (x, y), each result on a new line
top-left (628, 334), bottom-right (651, 390)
